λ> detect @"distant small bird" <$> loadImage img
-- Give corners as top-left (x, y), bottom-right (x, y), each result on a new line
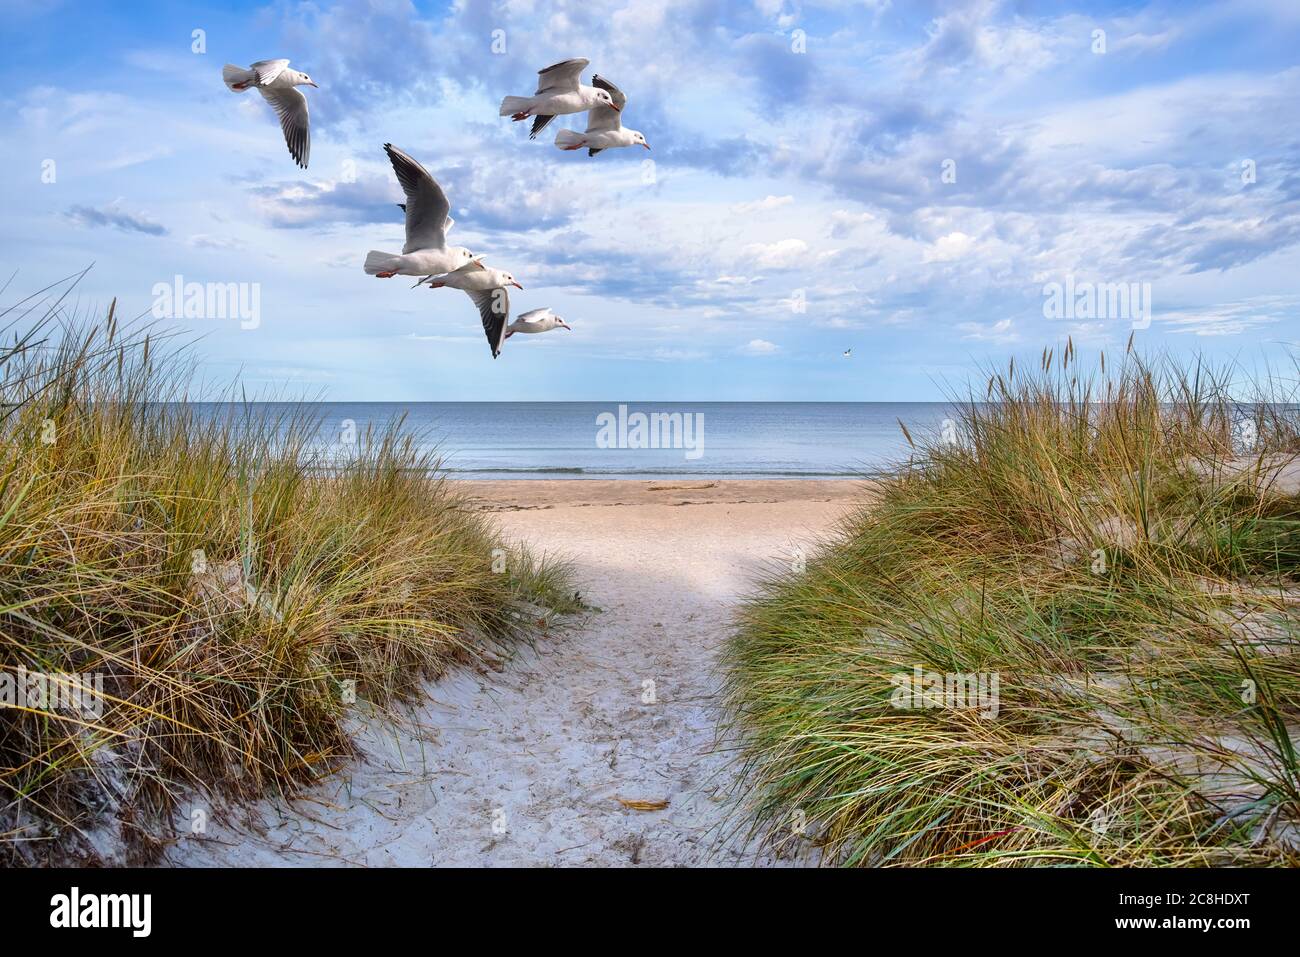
top-left (421, 260), bottom-right (523, 359)
top-left (554, 75), bottom-right (649, 155)
top-left (843, 349), bottom-right (852, 357)
top-left (222, 59), bottom-right (316, 168)
top-left (364, 144), bottom-right (476, 280)
top-left (506, 308), bottom-right (572, 339)
top-left (500, 58), bottom-right (619, 139)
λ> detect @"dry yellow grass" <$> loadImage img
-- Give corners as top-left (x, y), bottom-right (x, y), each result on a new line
top-left (0, 277), bottom-right (577, 864)
top-left (727, 341), bottom-right (1300, 866)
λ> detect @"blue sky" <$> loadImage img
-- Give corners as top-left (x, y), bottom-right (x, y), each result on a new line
top-left (1, 0), bottom-right (1298, 400)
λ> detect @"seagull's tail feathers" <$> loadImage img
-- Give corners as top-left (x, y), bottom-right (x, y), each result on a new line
top-left (499, 95), bottom-right (532, 117)
top-left (364, 250), bottom-right (402, 276)
top-left (222, 64), bottom-right (257, 92)
top-left (554, 129), bottom-right (586, 151)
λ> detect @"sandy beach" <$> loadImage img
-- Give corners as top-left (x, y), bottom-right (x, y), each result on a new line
top-left (167, 479), bottom-right (867, 867)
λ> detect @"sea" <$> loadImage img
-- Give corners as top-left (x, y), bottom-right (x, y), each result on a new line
top-left (194, 402), bottom-right (958, 480)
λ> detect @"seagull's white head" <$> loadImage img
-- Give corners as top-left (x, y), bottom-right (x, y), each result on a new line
top-left (630, 130), bottom-right (650, 150)
top-left (294, 70), bottom-right (319, 88)
top-left (503, 272), bottom-right (523, 290)
top-left (594, 89), bottom-right (618, 111)
top-left (558, 319), bottom-right (572, 331)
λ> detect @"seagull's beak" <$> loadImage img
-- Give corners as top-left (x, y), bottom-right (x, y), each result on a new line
top-left (642, 142), bottom-right (651, 150)
top-left (308, 81), bottom-right (319, 88)
top-left (511, 281), bottom-right (523, 290)
top-left (561, 322), bottom-right (572, 331)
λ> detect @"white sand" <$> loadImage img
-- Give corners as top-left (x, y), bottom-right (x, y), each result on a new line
top-left (166, 480), bottom-right (864, 867)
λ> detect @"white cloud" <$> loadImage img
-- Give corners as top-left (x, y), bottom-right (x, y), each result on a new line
top-left (829, 210), bottom-right (874, 238)
top-left (732, 194), bottom-right (795, 214)
top-left (912, 2), bottom-right (1068, 79)
top-left (1158, 298), bottom-right (1291, 336)
top-left (3, 0), bottom-right (1298, 401)
top-left (711, 275), bottom-right (764, 286)
top-left (958, 318), bottom-right (1019, 343)
top-left (743, 238), bottom-right (811, 270)
top-left (922, 231), bottom-right (976, 263)
top-left (741, 338), bottom-right (780, 355)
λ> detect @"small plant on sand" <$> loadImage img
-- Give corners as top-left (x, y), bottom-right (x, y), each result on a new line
top-left (0, 275), bottom-right (575, 864)
top-left (726, 339), bottom-right (1300, 866)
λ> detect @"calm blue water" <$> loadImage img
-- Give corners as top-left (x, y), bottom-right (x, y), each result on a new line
top-left (192, 402), bottom-right (956, 480)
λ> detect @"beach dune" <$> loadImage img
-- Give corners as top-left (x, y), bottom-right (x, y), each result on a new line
top-left (168, 479), bottom-right (864, 866)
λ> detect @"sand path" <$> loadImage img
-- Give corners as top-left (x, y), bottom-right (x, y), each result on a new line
top-left (167, 481), bottom-right (861, 867)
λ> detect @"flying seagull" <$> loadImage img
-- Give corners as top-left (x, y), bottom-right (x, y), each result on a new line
top-left (222, 60), bottom-right (316, 169)
top-left (506, 308), bottom-right (572, 339)
top-left (363, 144), bottom-right (476, 280)
top-left (500, 58), bottom-right (619, 140)
top-left (843, 349), bottom-right (852, 358)
top-left (422, 260), bottom-right (523, 359)
top-left (554, 75), bottom-right (649, 155)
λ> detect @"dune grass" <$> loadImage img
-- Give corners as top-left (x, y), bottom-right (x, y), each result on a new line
top-left (726, 340), bottom-right (1300, 866)
top-left (0, 278), bottom-right (576, 864)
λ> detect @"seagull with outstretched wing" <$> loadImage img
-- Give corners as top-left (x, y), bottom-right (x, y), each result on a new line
top-left (363, 143), bottom-right (475, 280)
top-left (506, 308), bottom-right (572, 339)
top-left (420, 260), bottom-right (524, 359)
top-left (499, 58), bottom-right (620, 138)
top-left (553, 74), bottom-right (649, 155)
top-left (469, 285), bottom-right (511, 359)
top-left (222, 59), bottom-right (317, 169)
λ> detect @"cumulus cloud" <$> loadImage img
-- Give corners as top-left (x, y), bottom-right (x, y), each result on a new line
top-left (923, 231), bottom-right (976, 263)
top-left (912, 2), bottom-right (1067, 79)
top-left (246, 151), bottom-right (590, 234)
top-left (5, 0), bottom-right (1300, 401)
top-left (829, 210), bottom-right (874, 238)
top-left (743, 238), bottom-right (810, 270)
top-left (741, 338), bottom-right (780, 355)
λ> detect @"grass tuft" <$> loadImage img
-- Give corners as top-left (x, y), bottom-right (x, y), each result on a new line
top-left (0, 277), bottom-right (575, 864)
top-left (726, 345), bottom-right (1300, 866)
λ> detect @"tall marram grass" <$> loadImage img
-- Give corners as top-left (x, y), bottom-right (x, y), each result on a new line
top-left (727, 339), bottom-right (1300, 866)
top-left (0, 277), bottom-right (575, 864)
